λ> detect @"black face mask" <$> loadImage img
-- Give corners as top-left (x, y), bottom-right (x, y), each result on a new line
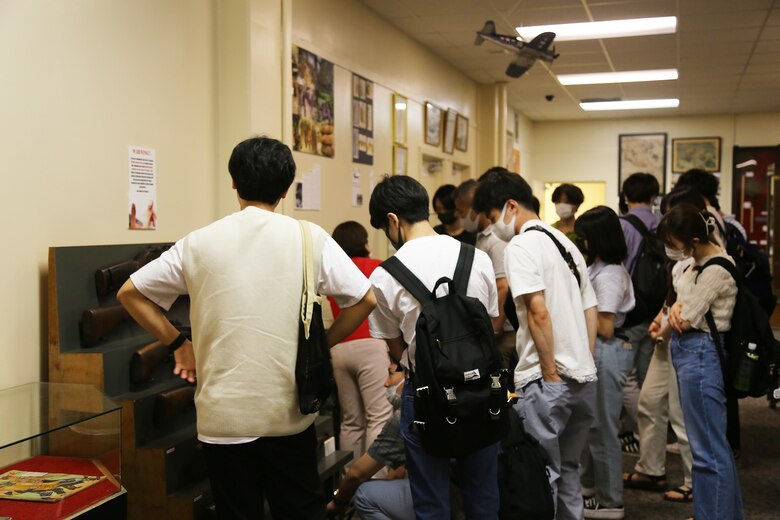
top-left (385, 223), bottom-right (405, 251)
top-left (437, 211), bottom-right (457, 226)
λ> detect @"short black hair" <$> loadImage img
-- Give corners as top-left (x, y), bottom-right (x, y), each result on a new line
top-left (574, 206), bottom-right (627, 265)
top-left (332, 221), bottom-right (369, 258)
top-left (551, 183), bottom-right (584, 206)
top-left (477, 166), bottom-right (511, 182)
top-left (657, 203), bottom-right (716, 250)
top-left (432, 184), bottom-right (457, 211)
top-left (661, 186), bottom-right (707, 214)
top-left (531, 196), bottom-right (541, 215)
top-left (675, 169), bottom-right (720, 209)
top-left (228, 137), bottom-right (296, 203)
top-left (473, 170), bottom-right (535, 214)
top-left (454, 179), bottom-right (478, 202)
top-left (369, 175), bottom-right (430, 229)
top-left (622, 173), bottom-right (660, 203)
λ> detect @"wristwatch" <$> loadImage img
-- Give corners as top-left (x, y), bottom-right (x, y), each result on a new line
top-left (166, 333), bottom-right (188, 353)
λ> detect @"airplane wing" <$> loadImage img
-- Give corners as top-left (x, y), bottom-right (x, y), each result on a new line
top-left (527, 31), bottom-right (555, 52)
top-left (505, 54), bottom-right (535, 78)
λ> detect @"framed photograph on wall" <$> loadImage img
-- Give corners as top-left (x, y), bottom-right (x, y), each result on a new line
top-left (672, 137), bottom-right (721, 173)
top-left (455, 114), bottom-right (469, 152)
top-left (424, 102), bottom-right (442, 146)
top-left (393, 94), bottom-right (407, 145)
top-left (443, 109), bottom-right (458, 154)
top-left (393, 144), bottom-right (407, 176)
top-left (618, 133), bottom-right (667, 194)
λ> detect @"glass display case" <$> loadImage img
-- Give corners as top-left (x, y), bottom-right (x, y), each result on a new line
top-left (0, 382), bottom-right (124, 519)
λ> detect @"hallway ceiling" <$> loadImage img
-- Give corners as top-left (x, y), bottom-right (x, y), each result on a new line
top-left (359, 0), bottom-right (780, 120)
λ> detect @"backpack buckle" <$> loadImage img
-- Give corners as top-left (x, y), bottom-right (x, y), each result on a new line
top-left (415, 386), bottom-right (430, 398)
top-left (490, 373), bottom-right (502, 390)
top-left (444, 387), bottom-right (457, 403)
top-left (413, 420), bottom-right (426, 431)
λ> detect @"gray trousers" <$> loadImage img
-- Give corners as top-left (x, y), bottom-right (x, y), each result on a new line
top-left (622, 322), bottom-right (654, 432)
top-left (515, 378), bottom-right (597, 520)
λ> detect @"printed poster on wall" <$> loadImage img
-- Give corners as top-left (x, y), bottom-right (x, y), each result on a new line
top-left (128, 146), bottom-right (157, 230)
top-left (292, 45), bottom-right (334, 158)
top-left (351, 73), bottom-right (374, 165)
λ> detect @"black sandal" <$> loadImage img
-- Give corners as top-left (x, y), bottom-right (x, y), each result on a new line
top-left (664, 485), bottom-right (693, 503)
top-left (619, 431), bottom-right (640, 454)
top-left (623, 472), bottom-right (667, 491)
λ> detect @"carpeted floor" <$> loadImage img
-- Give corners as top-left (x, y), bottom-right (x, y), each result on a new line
top-left (622, 395), bottom-right (780, 519)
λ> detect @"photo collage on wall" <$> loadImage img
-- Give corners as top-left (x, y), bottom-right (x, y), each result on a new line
top-left (292, 45), bottom-right (334, 157)
top-left (352, 74), bottom-right (374, 165)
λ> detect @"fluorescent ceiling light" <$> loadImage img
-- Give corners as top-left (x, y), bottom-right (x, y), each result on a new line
top-left (516, 16), bottom-right (677, 42)
top-left (558, 69), bottom-right (678, 85)
top-left (579, 98), bottom-right (680, 111)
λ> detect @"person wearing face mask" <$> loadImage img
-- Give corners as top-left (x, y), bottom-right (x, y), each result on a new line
top-left (474, 170), bottom-right (599, 520)
top-left (551, 183), bottom-right (585, 243)
top-left (454, 177), bottom-right (516, 369)
top-left (657, 203), bottom-right (743, 520)
top-left (327, 221), bottom-right (394, 472)
top-left (432, 184), bottom-right (477, 245)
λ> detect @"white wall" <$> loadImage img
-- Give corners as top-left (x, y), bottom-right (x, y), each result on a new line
top-left (526, 113), bottom-right (780, 214)
top-left (0, 0), bottom-right (218, 387)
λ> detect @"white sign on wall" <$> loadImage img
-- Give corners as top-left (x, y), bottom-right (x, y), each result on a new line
top-left (128, 146), bottom-right (157, 230)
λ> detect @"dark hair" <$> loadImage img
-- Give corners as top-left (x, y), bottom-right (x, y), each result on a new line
top-left (473, 170), bottom-right (535, 214)
top-left (454, 179), bottom-right (478, 201)
top-left (369, 175), bottom-right (430, 229)
top-left (574, 206), bottom-right (627, 265)
top-left (675, 169), bottom-right (720, 209)
top-left (661, 186), bottom-right (707, 214)
top-left (332, 221), bottom-right (369, 258)
top-left (657, 203), bottom-right (716, 250)
top-left (551, 183), bottom-right (584, 206)
top-left (228, 137), bottom-right (296, 203)
top-left (477, 166), bottom-right (511, 181)
top-left (618, 191), bottom-right (628, 215)
top-left (622, 173), bottom-right (659, 203)
top-left (432, 184), bottom-right (457, 211)
top-left (532, 196), bottom-right (541, 215)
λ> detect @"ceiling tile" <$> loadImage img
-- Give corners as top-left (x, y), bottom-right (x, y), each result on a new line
top-left (678, 0), bottom-right (774, 15)
top-left (587, 0), bottom-right (677, 20)
top-left (679, 10), bottom-right (770, 31)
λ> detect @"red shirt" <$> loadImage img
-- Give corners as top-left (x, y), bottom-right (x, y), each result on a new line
top-left (328, 256), bottom-right (381, 342)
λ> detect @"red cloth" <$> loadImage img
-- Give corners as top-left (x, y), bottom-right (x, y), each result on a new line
top-left (328, 256), bottom-right (381, 343)
top-left (0, 455), bottom-right (121, 519)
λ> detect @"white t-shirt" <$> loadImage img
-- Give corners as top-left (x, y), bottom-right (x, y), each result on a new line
top-left (587, 259), bottom-right (635, 329)
top-left (368, 235), bottom-right (499, 370)
top-left (504, 220), bottom-right (598, 388)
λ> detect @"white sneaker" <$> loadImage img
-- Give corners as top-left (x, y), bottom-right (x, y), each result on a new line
top-left (584, 496), bottom-right (625, 519)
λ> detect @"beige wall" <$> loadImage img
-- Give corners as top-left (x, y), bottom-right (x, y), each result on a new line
top-left (527, 113), bottom-right (780, 214)
top-left (0, 0), bottom-right (218, 388)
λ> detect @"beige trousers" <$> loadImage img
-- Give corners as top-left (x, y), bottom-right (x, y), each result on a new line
top-left (634, 340), bottom-right (693, 487)
top-left (330, 337), bottom-right (393, 468)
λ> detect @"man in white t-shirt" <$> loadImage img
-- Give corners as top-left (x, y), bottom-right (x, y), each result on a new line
top-left (473, 170), bottom-right (598, 520)
top-left (366, 175), bottom-right (500, 520)
top-left (117, 137), bottom-right (376, 519)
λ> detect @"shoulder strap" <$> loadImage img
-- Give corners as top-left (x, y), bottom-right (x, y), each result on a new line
top-left (526, 226), bottom-right (581, 288)
top-left (380, 256), bottom-right (432, 305)
top-left (694, 256), bottom-right (739, 284)
top-left (620, 214), bottom-right (651, 238)
top-left (710, 212), bottom-right (726, 238)
top-left (299, 220), bottom-right (322, 340)
top-left (453, 243), bottom-right (475, 296)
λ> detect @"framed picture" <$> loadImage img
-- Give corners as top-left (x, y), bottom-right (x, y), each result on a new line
top-left (424, 102), bottom-right (442, 146)
top-left (618, 133), bottom-right (667, 194)
top-left (455, 114), bottom-right (469, 152)
top-left (393, 144), bottom-right (407, 176)
top-left (672, 137), bottom-right (722, 173)
top-left (393, 94), bottom-right (407, 145)
top-left (443, 109), bottom-right (458, 154)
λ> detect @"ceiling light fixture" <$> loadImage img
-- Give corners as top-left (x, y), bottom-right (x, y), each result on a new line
top-left (516, 16), bottom-right (677, 42)
top-left (557, 69), bottom-right (678, 85)
top-left (579, 98), bottom-right (680, 111)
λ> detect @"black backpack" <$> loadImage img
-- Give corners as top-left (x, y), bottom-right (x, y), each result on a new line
top-left (621, 215), bottom-right (668, 326)
top-left (713, 217), bottom-right (777, 316)
top-left (696, 257), bottom-right (780, 399)
top-left (498, 407), bottom-right (555, 520)
top-left (381, 243), bottom-right (509, 458)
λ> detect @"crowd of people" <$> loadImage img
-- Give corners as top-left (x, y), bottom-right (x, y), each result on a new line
top-left (118, 136), bottom-right (759, 520)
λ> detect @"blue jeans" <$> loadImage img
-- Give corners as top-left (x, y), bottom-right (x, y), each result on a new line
top-left (671, 331), bottom-right (744, 520)
top-left (581, 336), bottom-right (636, 507)
top-left (354, 479), bottom-right (414, 519)
top-left (400, 383), bottom-right (499, 520)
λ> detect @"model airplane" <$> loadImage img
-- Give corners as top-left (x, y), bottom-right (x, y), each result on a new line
top-left (475, 20), bottom-right (559, 78)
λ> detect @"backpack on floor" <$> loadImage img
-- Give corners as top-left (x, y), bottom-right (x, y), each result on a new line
top-left (621, 215), bottom-right (668, 327)
top-left (498, 407), bottom-right (555, 520)
top-left (381, 243), bottom-right (509, 458)
top-left (696, 257), bottom-right (780, 399)
top-left (714, 217), bottom-right (777, 316)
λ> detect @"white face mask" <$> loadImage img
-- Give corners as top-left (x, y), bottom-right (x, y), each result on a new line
top-left (664, 245), bottom-right (690, 262)
top-left (459, 210), bottom-right (479, 233)
top-left (386, 382), bottom-right (402, 409)
top-left (492, 203), bottom-right (517, 242)
top-left (555, 203), bottom-right (575, 219)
